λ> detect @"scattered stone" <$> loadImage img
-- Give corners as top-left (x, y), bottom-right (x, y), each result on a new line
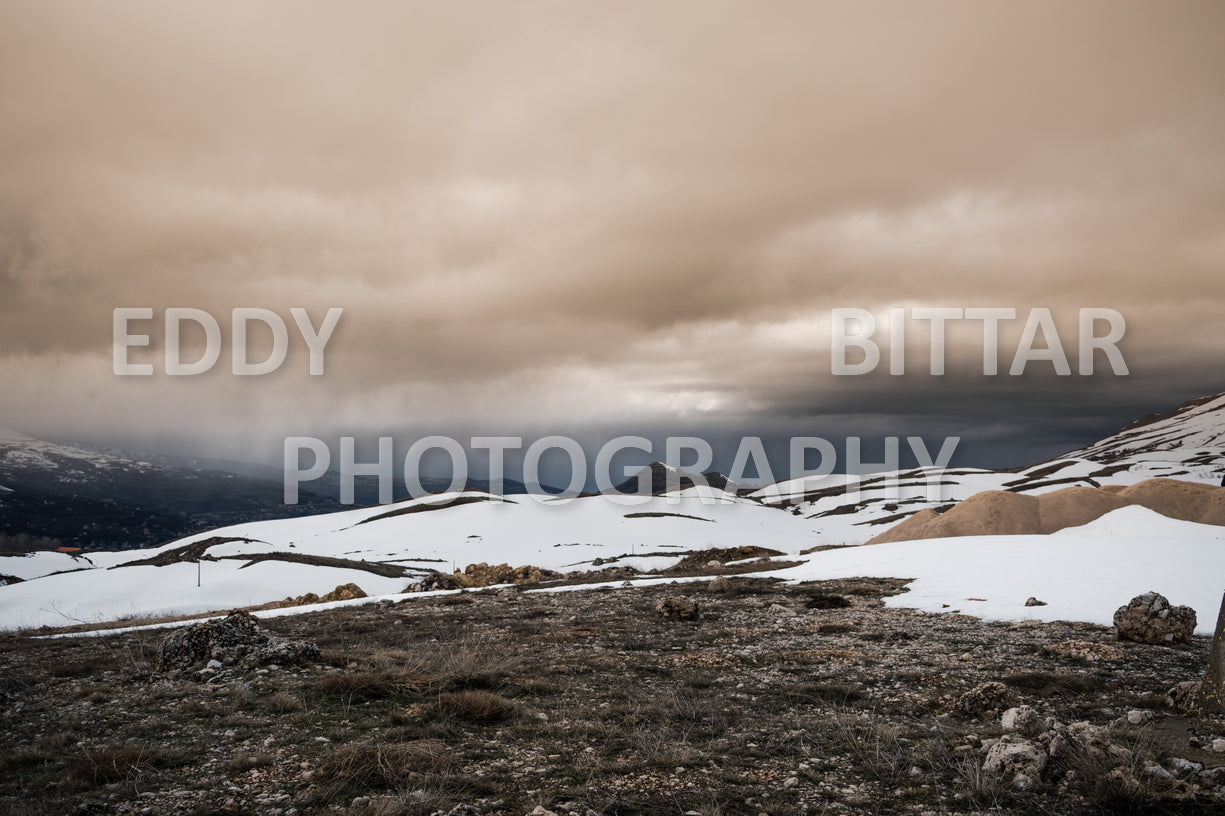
top-left (1045, 640), bottom-right (1124, 661)
top-left (1167, 757), bottom-right (1204, 775)
top-left (1168, 680), bottom-right (1204, 712)
top-left (1126, 709), bottom-right (1154, 725)
top-left (656, 595), bottom-right (700, 620)
top-left (1212, 738), bottom-right (1225, 753)
top-left (452, 562), bottom-right (562, 588)
top-left (1113, 591), bottom-right (1196, 644)
top-left (277, 582), bottom-right (368, 608)
top-left (768, 603), bottom-right (796, 617)
top-left (1025, 597), bottom-right (1047, 607)
top-left (956, 681), bottom-right (1011, 716)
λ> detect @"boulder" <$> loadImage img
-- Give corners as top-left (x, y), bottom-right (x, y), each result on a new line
top-left (982, 735), bottom-right (1047, 788)
top-left (1113, 592), bottom-right (1196, 644)
top-left (158, 610), bottom-right (319, 671)
top-left (656, 595), bottom-right (700, 620)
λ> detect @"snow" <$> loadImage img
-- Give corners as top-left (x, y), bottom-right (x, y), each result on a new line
top-left (0, 550), bottom-right (94, 580)
top-left (764, 506), bottom-right (1225, 635)
top-left (0, 490), bottom-right (825, 629)
top-left (5, 391), bottom-right (1225, 636)
top-left (0, 559), bottom-right (407, 630)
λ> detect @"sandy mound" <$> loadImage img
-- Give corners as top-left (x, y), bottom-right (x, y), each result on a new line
top-left (869, 492), bottom-right (1037, 544)
top-left (1116, 479), bottom-right (1225, 524)
top-left (866, 478), bottom-right (1225, 545)
top-left (1035, 485), bottom-right (1130, 534)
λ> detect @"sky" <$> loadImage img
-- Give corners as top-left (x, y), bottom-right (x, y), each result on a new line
top-left (2, 1), bottom-right (1224, 481)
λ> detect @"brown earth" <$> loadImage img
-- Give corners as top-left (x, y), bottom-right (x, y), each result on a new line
top-left (868, 478), bottom-right (1225, 545)
top-left (1, 576), bottom-right (1223, 816)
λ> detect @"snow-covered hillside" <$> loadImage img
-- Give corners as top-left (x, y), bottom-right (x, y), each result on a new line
top-left (4, 391), bottom-right (1225, 633)
top-left (1067, 391), bottom-right (1225, 467)
top-left (0, 487), bottom-right (820, 629)
top-left (749, 391), bottom-right (1225, 545)
top-left (765, 506), bottom-right (1225, 636)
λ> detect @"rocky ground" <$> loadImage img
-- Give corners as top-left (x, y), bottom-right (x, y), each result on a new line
top-left (1, 572), bottom-right (1224, 816)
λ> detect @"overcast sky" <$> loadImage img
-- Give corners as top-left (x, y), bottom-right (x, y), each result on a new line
top-left (2, 1), bottom-right (1224, 477)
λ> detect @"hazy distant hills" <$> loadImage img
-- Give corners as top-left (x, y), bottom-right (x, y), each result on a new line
top-left (0, 430), bottom-right (345, 550)
top-left (0, 430), bottom-right (547, 550)
top-left (611, 461), bottom-right (736, 495)
top-left (4, 391), bottom-right (1225, 630)
top-left (3, 390), bottom-right (1225, 552)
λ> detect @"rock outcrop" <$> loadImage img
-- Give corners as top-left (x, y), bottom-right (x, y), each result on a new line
top-left (158, 610), bottom-right (320, 671)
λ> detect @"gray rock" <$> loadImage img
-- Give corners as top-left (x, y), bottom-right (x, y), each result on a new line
top-left (983, 735), bottom-right (1047, 787)
top-left (1001, 705), bottom-right (1043, 736)
top-left (158, 610), bottom-right (319, 671)
top-left (1113, 591), bottom-right (1196, 644)
top-left (656, 596), bottom-right (700, 620)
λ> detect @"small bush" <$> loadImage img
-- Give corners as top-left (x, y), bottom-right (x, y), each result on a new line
top-left (62, 746), bottom-right (191, 787)
top-left (806, 593), bottom-right (852, 609)
top-left (316, 741), bottom-right (452, 788)
top-left (434, 690), bottom-right (516, 723)
top-left (1003, 671), bottom-right (1105, 696)
top-left (263, 691), bottom-right (303, 713)
top-left (313, 671), bottom-right (413, 701)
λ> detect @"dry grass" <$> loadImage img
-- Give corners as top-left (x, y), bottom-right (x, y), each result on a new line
top-left (60, 745), bottom-right (192, 787)
top-left (316, 740), bottom-right (453, 788)
top-left (433, 690), bottom-right (516, 723)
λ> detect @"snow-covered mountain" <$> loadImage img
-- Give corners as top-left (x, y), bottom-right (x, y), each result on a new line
top-left (748, 391), bottom-right (1225, 546)
top-left (1066, 391), bottom-right (1225, 468)
top-left (3, 390), bottom-right (1225, 633)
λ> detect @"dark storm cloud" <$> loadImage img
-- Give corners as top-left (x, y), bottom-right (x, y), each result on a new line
top-left (1, 1), bottom-right (1224, 465)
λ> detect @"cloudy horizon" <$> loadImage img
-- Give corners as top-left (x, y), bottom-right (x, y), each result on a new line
top-left (3, 1), bottom-right (1224, 478)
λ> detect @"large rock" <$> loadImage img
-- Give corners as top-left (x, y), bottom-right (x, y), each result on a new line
top-left (1113, 592), bottom-right (1196, 644)
top-left (655, 595), bottom-right (700, 620)
top-left (982, 735), bottom-right (1047, 788)
top-left (158, 610), bottom-right (320, 671)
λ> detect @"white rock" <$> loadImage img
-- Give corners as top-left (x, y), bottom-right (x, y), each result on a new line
top-left (1001, 705), bottom-right (1042, 735)
top-left (983, 736), bottom-right (1047, 785)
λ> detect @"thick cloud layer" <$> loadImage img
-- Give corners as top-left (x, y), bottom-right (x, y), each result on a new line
top-left (2, 1), bottom-right (1224, 469)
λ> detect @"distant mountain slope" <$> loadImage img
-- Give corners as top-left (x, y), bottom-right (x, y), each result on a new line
top-left (1064, 391), bottom-right (1225, 468)
top-left (0, 429), bottom-right (341, 550)
top-left (611, 462), bottom-right (736, 495)
top-left (750, 390), bottom-right (1225, 545)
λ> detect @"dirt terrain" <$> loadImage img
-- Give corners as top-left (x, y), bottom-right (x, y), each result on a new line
top-left (1, 574), bottom-right (1223, 816)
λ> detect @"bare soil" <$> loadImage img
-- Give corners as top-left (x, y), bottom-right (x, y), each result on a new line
top-left (1, 575), bottom-right (1223, 816)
